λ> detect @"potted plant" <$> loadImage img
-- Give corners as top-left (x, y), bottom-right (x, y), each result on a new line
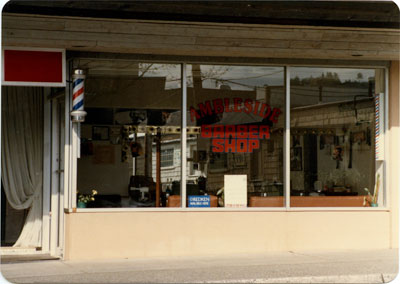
top-left (363, 174), bottom-right (380, 207)
top-left (77, 189), bottom-right (98, 208)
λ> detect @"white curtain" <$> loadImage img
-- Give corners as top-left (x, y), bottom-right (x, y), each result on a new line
top-left (1, 87), bottom-right (43, 247)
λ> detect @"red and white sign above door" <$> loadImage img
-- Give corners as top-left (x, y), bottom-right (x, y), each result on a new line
top-left (2, 48), bottom-right (66, 87)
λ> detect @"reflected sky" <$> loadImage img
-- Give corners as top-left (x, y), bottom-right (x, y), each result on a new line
top-left (187, 65), bottom-right (284, 91)
top-left (139, 63), bottom-right (181, 90)
top-left (88, 61), bottom-right (376, 91)
top-left (291, 67), bottom-right (375, 83)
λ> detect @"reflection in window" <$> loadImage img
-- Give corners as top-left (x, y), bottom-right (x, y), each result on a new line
top-left (183, 64), bottom-right (285, 208)
top-left (77, 61), bottom-right (181, 208)
top-left (160, 149), bottom-right (174, 168)
top-left (75, 60), bottom-right (384, 210)
top-left (291, 68), bottom-right (375, 107)
top-left (290, 67), bottom-right (384, 207)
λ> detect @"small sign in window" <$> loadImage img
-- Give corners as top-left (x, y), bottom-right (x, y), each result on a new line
top-left (188, 195), bottom-right (211, 208)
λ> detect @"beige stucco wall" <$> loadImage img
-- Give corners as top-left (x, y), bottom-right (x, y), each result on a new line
top-left (64, 211), bottom-right (391, 260)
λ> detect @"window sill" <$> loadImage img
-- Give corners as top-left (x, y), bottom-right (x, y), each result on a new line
top-left (160, 166), bottom-right (176, 170)
top-left (65, 206), bottom-right (390, 213)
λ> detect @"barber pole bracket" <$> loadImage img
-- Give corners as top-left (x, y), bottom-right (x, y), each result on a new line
top-left (70, 69), bottom-right (87, 123)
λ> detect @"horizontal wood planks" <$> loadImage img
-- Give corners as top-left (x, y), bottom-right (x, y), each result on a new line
top-left (2, 14), bottom-right (399, 60)
top-left (4, 1), bottom-right (399, 28)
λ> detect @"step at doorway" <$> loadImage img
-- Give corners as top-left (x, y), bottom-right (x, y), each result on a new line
top-left (1, 252), bottom-right (59, 264)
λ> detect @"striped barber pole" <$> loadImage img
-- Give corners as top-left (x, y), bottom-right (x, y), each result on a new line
top-left (72, 69), bottom-right (85, 111)
top-left (374, 94), bottom-right (380, 160)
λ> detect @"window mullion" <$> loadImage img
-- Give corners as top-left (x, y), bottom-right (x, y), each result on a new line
top-left (284, 66), bottom-right (291, 209)
top-left (181, 63), bottom-right (187, 209)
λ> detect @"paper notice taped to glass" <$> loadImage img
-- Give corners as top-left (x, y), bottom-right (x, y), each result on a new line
top-left (224, 175), bottom-right (247, 208)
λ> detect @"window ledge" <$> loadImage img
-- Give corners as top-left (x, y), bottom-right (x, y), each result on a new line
top-left (160, 166), bottom-right (176, 170)
top-left (65, 207), bottom-right (390, 213)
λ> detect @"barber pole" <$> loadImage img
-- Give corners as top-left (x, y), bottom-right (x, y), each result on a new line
top-left (72, 70), bottom-right (85, 111)
top-left (375, 94), bottom-right (379, 159)
top-left (70, 69), bottom-right (87, 122)
top-left (374, 93), bottom-right (384, 161)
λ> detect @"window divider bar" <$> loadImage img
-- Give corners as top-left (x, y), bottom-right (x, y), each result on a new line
top-left (64, 60), bottom-right (72, 210)
top-left (384, 67), bottom-right (389, 208)
top-left (284, 66), bottom-right (291, 209)
top-left (181, 63), bottom-right (187, 208)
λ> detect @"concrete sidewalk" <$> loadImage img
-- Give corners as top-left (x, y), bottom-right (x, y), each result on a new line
top-left (0, 249), bottom-right (398, 283)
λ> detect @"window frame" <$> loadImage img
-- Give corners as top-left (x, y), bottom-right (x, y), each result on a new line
top-left (286, 66), bottom-right (388, 209)
top-left (69, 59), bottom-right (389, 212)
top-left (160, 148), bottom-right (174, 168)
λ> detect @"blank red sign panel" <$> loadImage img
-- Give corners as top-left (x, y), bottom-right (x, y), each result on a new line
top-left (4, 50), bottom-right (63, 83)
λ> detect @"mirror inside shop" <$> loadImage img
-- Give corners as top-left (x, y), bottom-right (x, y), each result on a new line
top-left (76, 61), bottom-right (382, 208)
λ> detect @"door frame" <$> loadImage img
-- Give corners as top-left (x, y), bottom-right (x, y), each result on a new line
top-left (43, 90), bottom-right (66, 257)
top-left (50, 96), bottom-right (65, 256)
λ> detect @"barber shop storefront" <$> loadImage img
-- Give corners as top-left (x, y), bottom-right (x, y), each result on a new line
top-left (1, 2), bottom-right (399, 260)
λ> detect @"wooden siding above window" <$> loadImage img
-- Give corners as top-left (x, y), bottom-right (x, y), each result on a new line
top-left (2, 14), bottom-right (399, 60)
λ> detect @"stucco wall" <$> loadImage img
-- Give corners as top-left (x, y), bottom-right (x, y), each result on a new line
top-left (64, 210), bottom-right (391, 260)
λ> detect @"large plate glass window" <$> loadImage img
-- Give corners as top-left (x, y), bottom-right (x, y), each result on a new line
top-left (182, 64), bottom-right (285, 208)
top-left (76, 61), bottom-right (181, 208)
top-left (289, 67), bottom-right (385, 207)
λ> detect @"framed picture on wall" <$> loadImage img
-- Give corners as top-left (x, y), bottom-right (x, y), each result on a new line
top-left (93, 145), bottom-right (115, 164)
top-left (290, 146), bottom-right (302, 171)
top-left (92, 126), bottom-right (110, 141)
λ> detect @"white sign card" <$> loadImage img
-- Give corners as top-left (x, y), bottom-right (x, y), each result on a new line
top-left (224, 175), bottom-right (247, 208)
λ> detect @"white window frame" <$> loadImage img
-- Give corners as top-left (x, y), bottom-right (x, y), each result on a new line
top-left (66, 60), bottom-right (389, 212)
top-left (160, 148), bottom-right (174, 168)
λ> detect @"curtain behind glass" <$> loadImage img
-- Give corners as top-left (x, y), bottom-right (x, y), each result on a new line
top-left (1, 86), bottom-right (43, 247)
